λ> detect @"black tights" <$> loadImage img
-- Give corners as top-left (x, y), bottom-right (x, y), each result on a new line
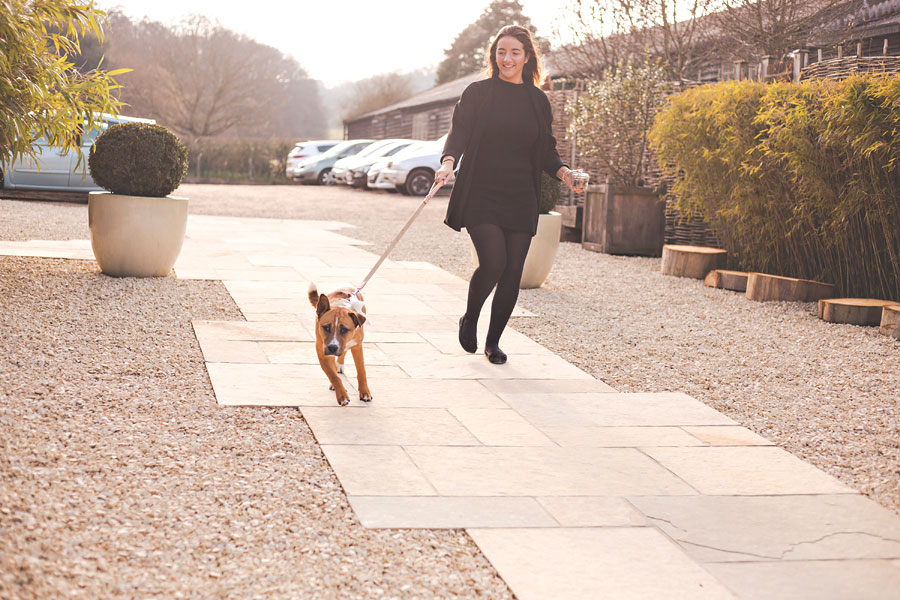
top-left (465, 223), bottom-right (532, 348)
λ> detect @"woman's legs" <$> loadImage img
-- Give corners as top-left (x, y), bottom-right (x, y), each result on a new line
top-left (485, 228), bottom-right (531, 349)
top-left (463, 223), bottom-right (532, 359)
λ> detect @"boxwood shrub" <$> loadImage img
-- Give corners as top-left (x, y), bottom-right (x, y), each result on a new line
top-left (89, 123), bottom-right (188, 197)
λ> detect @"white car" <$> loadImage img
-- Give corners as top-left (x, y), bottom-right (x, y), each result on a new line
top-left (285, 140), bottom-right (341, 177)
top-left (378, 135), bottom-right (452, 196)
top-left (367, 141), bottom-right (431, 191)
top-left (2, 114), bottom-right (156, 191)
top-left (338, 139), bottom-right (415, 188)
top-left (331, 139), bottom-right (406, 186)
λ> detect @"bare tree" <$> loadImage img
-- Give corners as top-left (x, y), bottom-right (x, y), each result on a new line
top-left (341, 72), bottom-right (416, 120)
top-left (103, 12), bottom-right (325, 139)
top-left (554, 0), bottom-right (718, 81)
top-left (710, 0), bottom-right (863, 63)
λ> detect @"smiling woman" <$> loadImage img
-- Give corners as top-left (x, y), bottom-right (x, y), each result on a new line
top-left (433, 24), bottom-right (582, 366)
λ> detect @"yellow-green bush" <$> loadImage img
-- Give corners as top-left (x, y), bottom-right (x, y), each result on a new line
top-left (650, 75), bottom-right (900, 301)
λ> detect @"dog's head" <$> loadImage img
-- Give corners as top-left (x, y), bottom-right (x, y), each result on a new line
top-left (315, 294), bottom-right (366, 356)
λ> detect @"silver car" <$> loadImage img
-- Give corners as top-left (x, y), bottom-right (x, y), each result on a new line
top-left (2, 114), bottom-right (156, 191)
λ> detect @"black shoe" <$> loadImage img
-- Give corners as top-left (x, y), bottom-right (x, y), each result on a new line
top-left (458, 315), bottom-right (477, 353)
top-left (484, 344), bottom-right (507, 364)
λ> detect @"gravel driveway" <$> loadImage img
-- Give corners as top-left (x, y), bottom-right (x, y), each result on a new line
top-left (1, 183), bottom-right (898, 598)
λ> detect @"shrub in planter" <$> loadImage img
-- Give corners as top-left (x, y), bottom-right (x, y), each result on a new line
top-left (89, 123), bottom-right (188, 196)
top-left (87, 123), bottom-right (190, 277)
top-left (539, 171), bottom-right (562, 213)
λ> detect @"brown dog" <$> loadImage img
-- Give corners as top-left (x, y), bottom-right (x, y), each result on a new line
top-left (307, 282), bottom-right (372, 406)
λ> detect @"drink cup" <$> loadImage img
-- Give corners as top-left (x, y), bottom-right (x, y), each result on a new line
top-left (571, 169), bottom-right (590, 194)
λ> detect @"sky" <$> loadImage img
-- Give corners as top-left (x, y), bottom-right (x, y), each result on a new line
top-left (97, 0), bottom-right (572, 88)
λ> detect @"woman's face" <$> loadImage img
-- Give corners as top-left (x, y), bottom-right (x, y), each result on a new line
top-left (495, 35), bottom-right (529, 83)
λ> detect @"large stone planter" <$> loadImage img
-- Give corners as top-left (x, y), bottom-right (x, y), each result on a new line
top-left (469, 212), bottom-right (562, 289)
top-left (89, 191), bottom-right (188, 277)
top-left (582, 183), bottom-right (665, 256)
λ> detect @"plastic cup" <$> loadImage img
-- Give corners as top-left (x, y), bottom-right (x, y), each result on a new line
top-left (571, 169), bottom-right (590, 194)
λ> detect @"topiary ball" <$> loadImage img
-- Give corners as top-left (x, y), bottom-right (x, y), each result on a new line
top-left (89, 123), bottom-right (188, 197)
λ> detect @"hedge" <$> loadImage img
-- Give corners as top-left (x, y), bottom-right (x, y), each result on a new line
top-left (650, 75), bottom-right (900, 301)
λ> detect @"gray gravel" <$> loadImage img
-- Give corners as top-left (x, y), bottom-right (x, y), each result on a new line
top-left (2, 183), bottom-right (899, 597)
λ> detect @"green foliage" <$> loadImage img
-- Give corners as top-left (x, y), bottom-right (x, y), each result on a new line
top-left (0, 0), bottom-right (129, 170)
top-left (185, 137), bottom-right (295, 182)
top-left (566, 59), bottom-right (670, 186)
top-left (436, 1), bottom-right (543, 85)
top-left (539, 172), bottom-right (561, 214)
top-left (649, 75), bottom-right (900, 300)
top-left (89, 123), bottom-right (188, 197)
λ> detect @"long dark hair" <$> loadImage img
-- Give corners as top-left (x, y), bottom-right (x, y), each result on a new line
top-left (484, 25), bottom-right (543, 86)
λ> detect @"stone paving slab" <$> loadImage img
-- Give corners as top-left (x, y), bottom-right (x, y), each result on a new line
top-left (402, 446), bottom-right (698, 496)
top-left (705, 560), bottom-right (900, 600)
top-left (468, 528), bottom-right (738, 600)
top-left (349, 496), bottom-right (559, 529)
top-left (644, 446), bottom-right (856, 495)
top-left (631, 494), bottom-right (900, 563)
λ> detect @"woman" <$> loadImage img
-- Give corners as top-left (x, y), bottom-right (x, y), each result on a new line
top-left (434, 24), bottom-right (579, 365)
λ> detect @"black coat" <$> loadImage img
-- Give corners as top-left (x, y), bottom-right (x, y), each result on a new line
top-left (441, 77), bottom-right (567, 235)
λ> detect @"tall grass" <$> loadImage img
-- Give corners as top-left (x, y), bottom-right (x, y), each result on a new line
top-left (650, 75), bottom-right (900, 301)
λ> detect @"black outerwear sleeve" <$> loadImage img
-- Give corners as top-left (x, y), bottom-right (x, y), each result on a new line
top-left (441, 83), bottom-right (479, 166)
top-left (537, 91), bottom-right (567, 179)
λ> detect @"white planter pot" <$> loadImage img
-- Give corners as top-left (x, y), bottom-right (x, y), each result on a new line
top-left (469, 211), bottom-right (562, 289)
top-left (88, 191), bottom-right (188, 277)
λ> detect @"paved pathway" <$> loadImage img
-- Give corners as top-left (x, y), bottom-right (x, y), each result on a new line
top-left (3, 214), bottom-right (900, 599)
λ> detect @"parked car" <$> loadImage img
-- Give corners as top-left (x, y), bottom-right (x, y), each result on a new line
top-left (379, 135), bottom-right (452, 196)
top-left (330, 139), bottom-right (404, 186)
top-left (1, 114), bottom-right (156, 191)
top-left (285, 140), bottom-right (340, 177)
top-left (367, 141), bottom-right (431, 191)
top-left (334, 139), bottom-right (415, 189)
top-left (292, 139), bottom-right (374, 185)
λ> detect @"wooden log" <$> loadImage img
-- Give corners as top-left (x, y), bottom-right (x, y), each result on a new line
top-left (703, 269), bottom-right (749, 292)
top-left (880, 305), bottom-right (900, 339)
top-left (817, 298), bottom-right (900, 326)
top-left (661, 245), bottom-right (727, 279)
top-left (746, 272), bottom-right (835, 302)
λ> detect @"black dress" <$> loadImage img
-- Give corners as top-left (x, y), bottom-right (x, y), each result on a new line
top-left (463, 78), bottom-right (539, 233)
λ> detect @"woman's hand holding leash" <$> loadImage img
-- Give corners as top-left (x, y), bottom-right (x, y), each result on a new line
top-left (435, 156), bottom-right (455, 186)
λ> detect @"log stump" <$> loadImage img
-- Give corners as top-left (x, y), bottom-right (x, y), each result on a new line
top-left (703, 269), bottom-right (749, 292)
top-left (881, 305), bottom-right (900, 339)
top-left (817, 298), bottom-right (900, 326)
top-left (661, 245), bottom-right (727, 279)
top-left (746, 273), bottom-right (835, 302)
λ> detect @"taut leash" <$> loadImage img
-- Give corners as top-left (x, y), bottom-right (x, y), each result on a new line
top-left (355, 180), bottom-right (444, 294)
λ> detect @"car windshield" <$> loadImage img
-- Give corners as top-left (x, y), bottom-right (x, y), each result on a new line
top-left (354, 140), bottom-right (396, 158)
top-left (320, 141), bottom-right (362, 158)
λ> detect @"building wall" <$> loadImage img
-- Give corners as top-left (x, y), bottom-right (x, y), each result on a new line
top-left (345, 102), bottom-right (456, 141)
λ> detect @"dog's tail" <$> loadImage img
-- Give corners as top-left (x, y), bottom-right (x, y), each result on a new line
top-left (308, 281), bottom-right (319, 308)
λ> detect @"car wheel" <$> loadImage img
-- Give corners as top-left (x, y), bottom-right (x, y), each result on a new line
top-left (318, 168), bottom-right (334, 185)
top-left (396, 184), bottom-right (410, 195)
top-left (405, 168), bottom-right (434, 197)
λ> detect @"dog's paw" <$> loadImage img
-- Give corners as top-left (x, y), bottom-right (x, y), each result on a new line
top-left (337, 395), bottom-right (350, 407)
top-left (337, 364), bottom-right (344, 375)
top-left (359, 392), bottom-right (373, 403)
top-left (329, 384), bottom-right (335, 391)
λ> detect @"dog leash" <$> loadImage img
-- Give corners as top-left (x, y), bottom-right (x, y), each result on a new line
top-left (355, 180), bottom-right (444, 294)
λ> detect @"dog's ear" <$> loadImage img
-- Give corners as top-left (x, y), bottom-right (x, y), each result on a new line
top-left (316, 294), bottom-right (330, 318)
top-left (349, 312), bottom-right (366, 328)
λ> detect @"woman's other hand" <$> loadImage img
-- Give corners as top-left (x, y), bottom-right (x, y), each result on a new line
top-left (435, 157), bottom-right (455, 185)
top-left (558, 166), bottom-right (576, 191)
